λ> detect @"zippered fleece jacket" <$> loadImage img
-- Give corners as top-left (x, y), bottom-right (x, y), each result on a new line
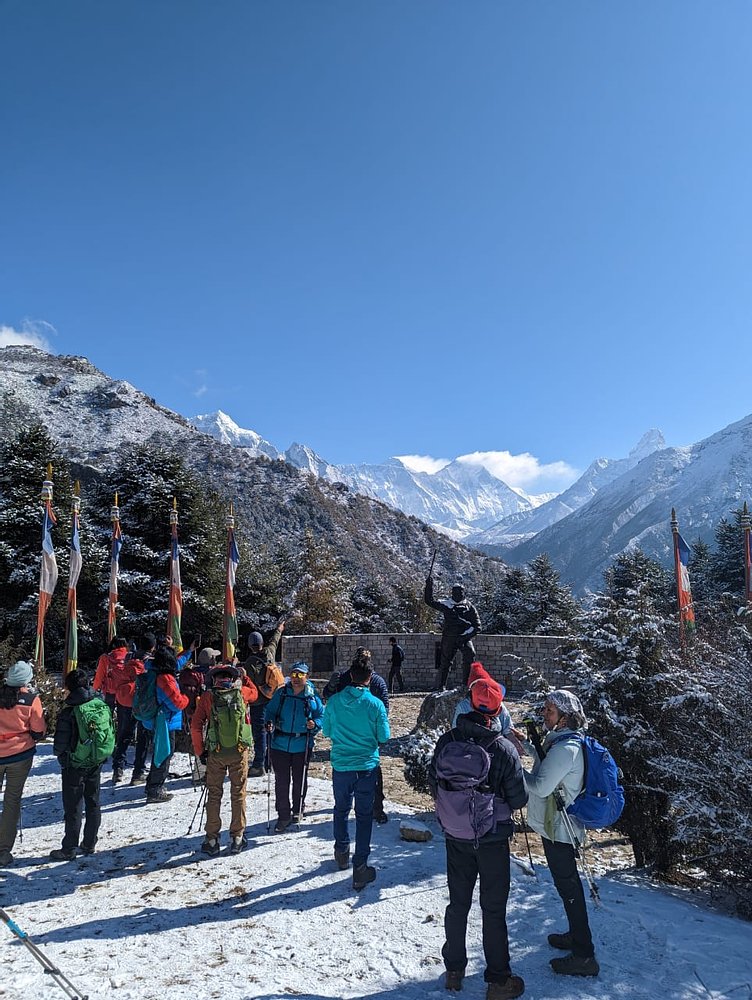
top-left (523, 727), bottom-right (585, 844)
top-left (322, 686), bottom-right (390, 772)
top-left (0, 687), bottom-right (46, 763)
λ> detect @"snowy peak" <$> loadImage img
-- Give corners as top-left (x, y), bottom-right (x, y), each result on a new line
top-left (629, 428), bottom-right (666, 462)
top-left (189, 411), bottom-right (280, 460)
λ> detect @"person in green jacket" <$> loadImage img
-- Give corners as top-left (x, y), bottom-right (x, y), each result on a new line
top-left (322, 649), bottom-right (390, 890)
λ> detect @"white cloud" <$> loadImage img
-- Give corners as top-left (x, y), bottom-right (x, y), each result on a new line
top-left (456, 450), bottom-right (579, 491)
top-left (193, 384), bottom-right (208, 398)
top-left (395, 454), bottom-right (451, 475)
top-left (0, 320), bottom-right (55, 352)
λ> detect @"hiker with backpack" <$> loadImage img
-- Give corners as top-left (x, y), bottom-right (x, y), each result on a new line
top-left (0, 661), bottom-right (47, 868)
top-left (242, 623), bottom-right (285, 777)
top-left (111, 632), bottom-right (154, 785)
top-left (50, 669), bottom-right (115, 861)
top-left (134, 642), bottom-right (188, 804)
top-left (424, 576), bottom-right (482, 691)
top-left (190, 663), bottom-right (258, 855)
top-left (322, 652), bottom-right (390, 890)
top-left (263, 661), bottom-right (323, 832)
top-left (522, 690), bottom-right (599, 979)
top-left (93, 636), bottom-right (129, 713)
top-left (428, 669), bottom-right (527, 1000)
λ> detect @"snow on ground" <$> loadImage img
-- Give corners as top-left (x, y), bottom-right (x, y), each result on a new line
top-left (2, 744), bottom-right (751, 1000)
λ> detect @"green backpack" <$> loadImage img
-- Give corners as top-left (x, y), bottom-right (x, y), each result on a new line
top-left (206, 687), bottom-right (253, 753)
top-left (69, 698), bottom-right (116, 768)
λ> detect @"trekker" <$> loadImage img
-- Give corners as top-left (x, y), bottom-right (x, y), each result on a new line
top-left (191, 663), bottom-right (258, 855)
top-left (0, 661), bottom-right (46, 867)
top-left (429, 673), bottom-right (527, 999)
top-left (322, 653), bottom-right (390, 890)
top-left (93, 636), bottom-right (129, 712)
top-left (139, 643), bottom-right (188, 804)
top-left (523, 690), bottom-right (599, 978)
top-left (111, 633), bottom-right (154, 785)
top-left (388, 637), bottom-right (405, 693)
top-left (324, 649), bottom-right (391, 824)
top-left (264, 661), bottom-right (323, 832)
top-left (242, 623), bottom-right (285, 777)
top-left (50, 670), bottom-right (114, 861)
top-left (424, 576), bottom-right (481, 690)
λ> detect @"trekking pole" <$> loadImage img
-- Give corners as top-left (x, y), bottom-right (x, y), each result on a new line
top-left (187, 783), bottom-right (208, 835)
top-left (517, 811), bottom-right (537, 878)
top-left (1, 907), bottom-right (89, 1000)
top-left (296, 735), bottom-right (313, 826)
top-left (265, 740), bottom-right (272, 833)
top-left (18, 802), bottom-right (23, 844)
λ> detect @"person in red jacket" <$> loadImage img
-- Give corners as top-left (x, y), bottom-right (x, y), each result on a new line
top-left (111, 633), bottom-right (154, 785)
top-left (93, 637), bottom-right (129, 713)
top-left (140, 643), bottom-right (189, 804)
top-left (0, 661), bottom-right (47, 867)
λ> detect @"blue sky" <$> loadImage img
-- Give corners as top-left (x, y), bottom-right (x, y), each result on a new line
top-left (3, 2), bottom-right (752, 493)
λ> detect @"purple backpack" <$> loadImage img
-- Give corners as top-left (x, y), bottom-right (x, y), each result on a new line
top-left (435, 735), bottom-right (510, 845)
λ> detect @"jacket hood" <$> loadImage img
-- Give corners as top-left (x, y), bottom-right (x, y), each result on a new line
top-left (456, 711), bottom-right (497, 741)
top-left (108, 648), bottom-right (128, 666)
top-left (338, 685), bottom-right (371, 706)
top-left (66, 685), bottom-right (98, 706)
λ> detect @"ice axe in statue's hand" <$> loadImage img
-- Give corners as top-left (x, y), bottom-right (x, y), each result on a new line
top-left (428, 548), bottom-right (437, 578)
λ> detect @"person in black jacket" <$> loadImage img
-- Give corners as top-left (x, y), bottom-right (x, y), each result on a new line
top-left (424, 576), bottom-right (481, 690)
top-left (50, 670), bottom-right (110, 861)
top-left (388, 637), bottom-right (405, 693)
top-left (429, 674), bottom-right (527, 1000)
top-left (323, 648), bottom-right (391, 824)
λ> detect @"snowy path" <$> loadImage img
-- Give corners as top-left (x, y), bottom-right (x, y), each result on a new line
top-left (1, 744), bottom-right (750, 1000)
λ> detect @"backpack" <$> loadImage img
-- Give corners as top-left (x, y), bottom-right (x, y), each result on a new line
top-left (132, 671), bottom-right (159, 723)
top-left (69, 699), bottom-right (116, 768)
top-left (434, 735), bottom-right (508, 845)
top-left (178, 667), bottom-right (205, 717)
top-left (206, 687), bottom-right (253, 752)
top-left (565, 735), bottom-right (625, 829)
top-left (265, 662), bottom-right (284, 697)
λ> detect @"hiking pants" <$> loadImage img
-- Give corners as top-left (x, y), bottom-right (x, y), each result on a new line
top-left (113, 705), bottom-right (151, 775)
top-left (271, 747), bottom-right (309, 820)
top-left (61, 765), bottom-right (102, 852)
top-left (373, 765), bottom-right (385, 818)
top-left (146, 730), bottom-right (175, 796)
top-left (543, 837), bottom-right (595, 957)
top-left (443, 837), bottom-right (512, 983)
top-left (332, 767), bottom-right (377, 869)
top-left (437, 637), bottom-right (476, 689)
top-left (204, 749), bottom-right (249, 839)
top-left (250, 702), bottom-right (267, 769)
top-left (0, 755), bottom-right (33, 853)
top-left (388, 664), bottom-right (404, 693)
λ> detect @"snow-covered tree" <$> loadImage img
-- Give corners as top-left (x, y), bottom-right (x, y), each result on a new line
top-left (288, 529), bottom-right (353, 634)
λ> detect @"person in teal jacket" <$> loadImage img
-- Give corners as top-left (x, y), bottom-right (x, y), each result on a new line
top-left (264, 662), bottom-right (323, 832)
top-left (322, 649), bottom-right (390, 891)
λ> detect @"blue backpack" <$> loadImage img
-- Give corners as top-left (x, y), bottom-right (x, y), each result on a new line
top-left (566, 735), bottom-right (625, 829)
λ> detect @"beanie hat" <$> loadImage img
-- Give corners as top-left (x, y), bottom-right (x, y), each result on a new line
top-left (469, 677), bottom-right (503, 716)
top-left (5, 661), bottom-right (33, 687)
top-left (546, 689), bottom-right (587, 729)
top-left (248, 632), bottom-right (263, 650)
top-left (467, 661), bottom-right (506, 699)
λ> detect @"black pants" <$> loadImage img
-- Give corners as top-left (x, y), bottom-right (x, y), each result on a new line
top-left (373, 765), bottom-right (385, 817)
top-left (250, 702), bottom-right (267, 769)
top-left (437, 638), bottom-right (477, 689)
top-left (61, 765), bottom-right (102, 852)
top-left (542, 837), bottom-right (595, 957)
top-left (443, 837), bottom-right (512, 983)
top-left (146, 730), bottom-right (176, 796)
top-left (271, 748), bottom-right (309, 820)
top-left (112, 705), bottom-right (151, 774)
top-left (388, 664), bottom-right (405, 693)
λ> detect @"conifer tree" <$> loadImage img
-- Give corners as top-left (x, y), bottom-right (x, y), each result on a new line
top-left (288, 529), bottom-right (353, 634)
top-left (709, 509), bottom-right (745, 597)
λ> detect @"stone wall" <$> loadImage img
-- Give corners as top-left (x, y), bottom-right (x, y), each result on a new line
top-left (279, 632), bottom-right (568, 695)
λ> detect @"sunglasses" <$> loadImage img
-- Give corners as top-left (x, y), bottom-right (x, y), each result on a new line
top-left (290, 670), bottom-right (307, 679)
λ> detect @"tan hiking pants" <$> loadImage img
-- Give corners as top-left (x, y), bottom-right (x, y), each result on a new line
top-left (204, 749), bottom-right (249, 838)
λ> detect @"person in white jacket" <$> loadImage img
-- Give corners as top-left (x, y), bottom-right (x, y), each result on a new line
top-left (523, 690), bottom-right (599, 979)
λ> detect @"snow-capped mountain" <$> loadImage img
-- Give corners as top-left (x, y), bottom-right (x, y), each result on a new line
top-left (502, 416), bottom-right (752, 593)
top-left (470, 430), bottom-right (666, 549)
top-left (190, 411), bottom-right (280, 460)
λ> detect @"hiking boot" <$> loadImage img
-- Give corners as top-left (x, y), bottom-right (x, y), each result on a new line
top-left (80, 844), bottom-right (96, 856)
top-left (0, 850), bottom-right (14, 866)
top-left (334, 848), bottom-right (350, 870)
top-left (352, 863), bottom-right (376, 890)
top-left (445, 969), bottom-right (464, 991)
top-left (550, 954), bottom-right (599, 977)
top-left (274, 818), bottom-right (292, 833)
top-left (49, 848), bottom-right (77, 861)
top-left (248, 766), bottom-right (264, 777)
top-left (201, 838), bottom-right (220, 857)
top-left (486, 976), bottom-right (525, 1000)
top-left (129, 772), bottom-right (147, 786)
top-left (145, 789), bottom-right (173, 804)
top-left (547, 932), bottom-right (574, 951)
top-left (112, 768), bottom-right (124, 784)
top-left (229, 835), bottom-right (247, 855)
top-left (374, 812), bottom-right (389, 825)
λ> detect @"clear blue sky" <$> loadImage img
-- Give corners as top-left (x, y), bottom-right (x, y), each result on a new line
top-left (3, 2), bottom-right (752, 491)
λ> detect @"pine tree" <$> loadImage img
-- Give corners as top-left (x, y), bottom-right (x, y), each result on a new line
top-left (288, 530), bottom-right (352, 634)
top-left (710, 510), bottom-right (745, 598)
top-left (524, 554), bottom-right (579, 635)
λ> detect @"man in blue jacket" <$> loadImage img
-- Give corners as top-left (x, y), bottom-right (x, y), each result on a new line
top-left (322, 649), bottom-right (390, 890)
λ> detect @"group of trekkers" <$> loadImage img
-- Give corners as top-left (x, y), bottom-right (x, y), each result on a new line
top-left (0, 573), bottom-right (605, 999)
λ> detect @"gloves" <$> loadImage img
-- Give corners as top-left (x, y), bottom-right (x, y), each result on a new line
top-left (199, 751), bottom-right (208, 765)
top-left (265, 722), bottom-right (274, 733)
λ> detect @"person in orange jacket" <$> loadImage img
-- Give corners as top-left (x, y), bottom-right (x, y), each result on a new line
top-left (0, 661), bottom-right (47, 867)
top-left (191, 663), bottom-right (258, 856)
top-left (111, 633), bottom-right (154, 785)
top-left (93, 637), bottom-right (129, 713)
